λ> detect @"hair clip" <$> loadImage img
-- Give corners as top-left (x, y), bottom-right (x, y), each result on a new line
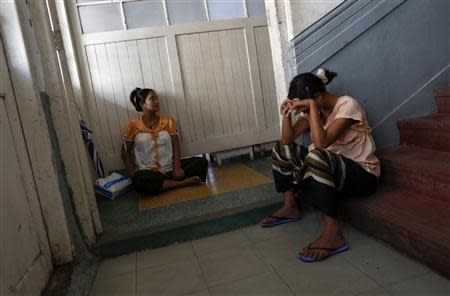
top-left (316, 68), bottom-right (328, 84)
top-left (305, 86), bottom-right (310, 98)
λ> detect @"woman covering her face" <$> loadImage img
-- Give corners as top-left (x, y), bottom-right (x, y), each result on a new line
top-left (122, 88), bottom-right (208, 195)
top-left (260, 69), bottom-right (380, 262)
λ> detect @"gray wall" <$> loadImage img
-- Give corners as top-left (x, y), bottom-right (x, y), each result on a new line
top-left (293, 0), bottom-right (450, 149)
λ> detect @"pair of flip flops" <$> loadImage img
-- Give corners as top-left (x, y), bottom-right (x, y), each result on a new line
top-left (298, 243), bottom-right (350, 262)
top-left (259, 215), bottom-right (300, 228)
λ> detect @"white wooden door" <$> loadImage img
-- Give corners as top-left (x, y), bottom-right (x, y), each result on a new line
top-left (0, 39), bottom-right (52, 296)
top-left (67, 1), bottom-right (279, 171)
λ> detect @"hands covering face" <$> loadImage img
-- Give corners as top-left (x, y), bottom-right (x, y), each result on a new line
top-left (280, 98), bottom-right (314, 117)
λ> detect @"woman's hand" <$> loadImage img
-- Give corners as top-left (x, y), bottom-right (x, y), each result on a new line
top-left (288, 99), bottom-right (315, 116)
top-left (280, 99), bottom-right (294, 117)
top-left (173, 168), bottom-right (185, 180)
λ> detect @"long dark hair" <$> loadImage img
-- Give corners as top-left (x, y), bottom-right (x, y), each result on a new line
top-left (287, 69), bottom-right (337, 100)
top-left (130, 87), bottom-right (154, 112)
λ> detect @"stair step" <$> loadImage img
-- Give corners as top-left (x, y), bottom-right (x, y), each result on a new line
top-left (398, 114), bottom-right (450, 152)
top-left (92, 201), bottom-right (281, 258)
top-left (339, 186), bottom-right (450, 279)
top-left (379, 146), bottom-right (450, 202)
top-left (435, 88), bottom-right (450, 114)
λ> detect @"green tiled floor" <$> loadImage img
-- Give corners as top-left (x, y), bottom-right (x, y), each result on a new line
top-left (90, 212), bottom-right (450, 296)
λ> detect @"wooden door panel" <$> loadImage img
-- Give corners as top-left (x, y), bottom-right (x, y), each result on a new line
top-left (76, 17), bottom-right (278, 171)
top-left (0, 95), bottom-right (47, 296)
top-left (0, 39), bottom-right (51, 296)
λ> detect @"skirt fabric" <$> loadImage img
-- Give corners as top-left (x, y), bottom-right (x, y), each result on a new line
top-left (272, 142), bottom-right (377, 218)
top-left (132, 157), bottom-right (208, 195)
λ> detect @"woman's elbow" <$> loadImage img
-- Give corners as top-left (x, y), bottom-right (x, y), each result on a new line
top-left (121, 146), bottom-right (130, 160)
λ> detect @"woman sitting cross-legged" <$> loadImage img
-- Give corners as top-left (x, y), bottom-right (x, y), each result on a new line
top-left (121, 87), bottom-right (208, 196)
top-left (260, 69), bottom-right (380, 262)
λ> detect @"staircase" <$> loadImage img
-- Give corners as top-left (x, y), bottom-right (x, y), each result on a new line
top-left (340, 88), bottom-right (450, 279)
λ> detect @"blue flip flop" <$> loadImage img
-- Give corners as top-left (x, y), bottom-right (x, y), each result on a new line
top-left (260, 215), bottom-right (300, 228)
top-left (298, 243), bottom-right (350, 262)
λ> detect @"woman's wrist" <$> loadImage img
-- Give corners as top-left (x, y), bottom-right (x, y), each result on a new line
top-left (309, 100), bottom-right (318, 112)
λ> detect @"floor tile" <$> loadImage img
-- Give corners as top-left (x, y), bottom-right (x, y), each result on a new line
top-left (253, 229), bottom-right (315, 269)
top-left (241, 222), bottom-right (301, 244)
top-left (340, 224), bottom-right (379, 248)
top-left (341, 240), bottom-right (430, 286)
top-left (242, 211), bottom-right (323, 244)
top-left (388, 272), bottom-right (450, 296)
top-left (136, 259), bottom-right (207, 296)
top-left (276, 256), bottom-right (380, 295)
top-left (192, 229), bottom-right (251, 256)
top-left (95, 253), bottom-right (136, 281)
top-left (184, 289), bottom-right (210, 296)
top-left (198, 246), bottom-right (270, 287)
top-left (90, 272), bottom-right (135, 296)
top-left (208, 272), bottom-right (294, 296)
top-left (137, 242), bottom-right (196, 270)
top-left (356, 287), bottom-right (392, 296)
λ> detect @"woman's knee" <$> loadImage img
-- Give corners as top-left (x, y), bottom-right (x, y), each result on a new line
top-left (272, 141), bottom-right (290, 162)
top-left (198, 157), bottom-right (209, 169)
top-left (304, 148), bottom-right (328, 164)
top-left (272, 141), bottom-right (280, 161)
top-left (186, 157), bottom-right (208, 181)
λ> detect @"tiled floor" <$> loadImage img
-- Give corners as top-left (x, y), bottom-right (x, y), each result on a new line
top-left (90, 211), bottom-right (449, 296)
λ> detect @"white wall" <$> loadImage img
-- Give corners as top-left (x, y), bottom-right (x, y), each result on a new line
top-left (266, 0), bottom-right (344, 115)
top-left (288, 0), bottom-right (344, 39)
top-left (266, 0), bottom-right (343, 105)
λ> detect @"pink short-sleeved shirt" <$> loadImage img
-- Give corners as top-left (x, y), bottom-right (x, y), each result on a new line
top-left (309, 96), bottom-right (380, 177)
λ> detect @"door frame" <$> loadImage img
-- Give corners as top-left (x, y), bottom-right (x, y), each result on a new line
top-left (31, 0), bottom-right (103, 243)
top-left (0, 1), bottom-right (75, 264)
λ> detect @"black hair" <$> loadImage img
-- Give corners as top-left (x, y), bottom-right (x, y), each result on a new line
top-left (130, 87), bottom-right (154, 112)
top-left (287, 69), bottom-right (337, 100)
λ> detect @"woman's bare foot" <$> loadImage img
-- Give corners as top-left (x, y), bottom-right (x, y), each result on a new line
top-left (301, 227), bottom-right (347, 260)
top-left (162, 176), bottom-right (202, 191)
top-left (260, 204), bottom-right (301, 225)
top-left (181, 176), bottom-right (202, 186)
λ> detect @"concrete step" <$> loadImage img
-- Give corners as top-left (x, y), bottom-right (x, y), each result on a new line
top-left (339, 186), bottom-right (450, 279)
top-left (379, 146), bottom-right (450, 202)
top-left (435, 88), bottom-right (450, 114)
top-left (92, 201), bottom-right (281, 258)
top-left (398, 114), bottom-right (450, 152)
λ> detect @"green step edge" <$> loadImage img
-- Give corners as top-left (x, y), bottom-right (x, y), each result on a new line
top-left (91, 202), bottom-right (282, 259)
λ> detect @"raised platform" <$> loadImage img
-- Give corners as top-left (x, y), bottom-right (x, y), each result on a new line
top-left (92, 156), bottom-right (280, 258)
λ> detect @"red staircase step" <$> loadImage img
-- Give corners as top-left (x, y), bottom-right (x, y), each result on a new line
top-left (398, 114), bottom-right (450, 152)
top-left (339, 187), bottom-right (450, 279)
top-left (379, 146), bottom-right (450, 202)
top-left (435, 88), bottom-right (450, 114)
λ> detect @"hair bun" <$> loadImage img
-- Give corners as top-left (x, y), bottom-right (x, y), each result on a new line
top-left (316, 68), bottom-right (337, 85)
top-left (130, 87), bottom-right (140, 106)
